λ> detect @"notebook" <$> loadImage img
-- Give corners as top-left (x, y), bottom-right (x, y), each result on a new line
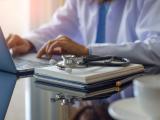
top-left (35, 80), bottom-right (121, 98)
top-left (35, 64), bottom-right (144, 84)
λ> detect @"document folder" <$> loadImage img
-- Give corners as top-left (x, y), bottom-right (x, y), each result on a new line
top-left (35, 64), bottom-right (144, 84)
top-left (34, 64), bottom-right (144, 98)
top-left (34, 73), bottom-right (142, 92)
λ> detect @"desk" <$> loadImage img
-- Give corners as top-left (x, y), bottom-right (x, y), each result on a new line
top-left (29, 75), bottom-right (134, 120)
top-left (30, 66), bottom-right (159, 120)
top-left (0, 72), bottom-right (31, 120)
top-left (0, 71), bottom-right (112, 120)
top-left (29, 76), bottom-right (109, 120)
top-left (1, 66), bottom-right (157, 120)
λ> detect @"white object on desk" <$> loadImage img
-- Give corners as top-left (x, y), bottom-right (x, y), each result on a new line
top-left (134, 75), bottom-right (160, 120)
top-left (108, 98), bottom-right (149, 120)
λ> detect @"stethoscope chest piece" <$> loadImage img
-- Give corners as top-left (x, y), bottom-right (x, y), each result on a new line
top-left (56, 55), bottom-right (130, 72)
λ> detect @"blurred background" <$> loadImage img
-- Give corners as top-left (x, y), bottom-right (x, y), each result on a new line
top-left (0, 0), bottom-right (63, 120)
top-left (0, 0), bottom-right (63, 36)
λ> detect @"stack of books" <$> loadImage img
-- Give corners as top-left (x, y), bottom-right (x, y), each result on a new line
top-left (34, 64), bottom-right (144, 98)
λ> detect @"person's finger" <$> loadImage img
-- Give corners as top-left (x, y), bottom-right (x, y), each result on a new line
top-left (11, 45), bottom-right (28, 56)
top-left (6, 34), bottom-right (13, 43)
top-left (52, 47), bottom-right (63, 55)
top-left (47, 41), bottom-right (64, 55)
top-left (49, 47), bottom-right (63, 56)
top-left (37, 40), bottom-right (56, 58)
top-left (45, 40), bottom-right (55, 53)
top-left (7, 35), bottom-right (17, 48)
top-left (7, 40), bottom-right (16, 49)
top-left (36, 44), bottom-right (48, 58)
top-left (36, 47), bottom-right (46, 58)
top-left (7, 35), bottom-right (20, 48)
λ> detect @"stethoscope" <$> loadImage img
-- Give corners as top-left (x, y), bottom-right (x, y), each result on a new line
top-left (54, 55), bottom-right (130, 73)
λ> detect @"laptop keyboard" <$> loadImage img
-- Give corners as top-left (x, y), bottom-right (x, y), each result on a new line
top-left (14, 58), bottom-right (49, 70)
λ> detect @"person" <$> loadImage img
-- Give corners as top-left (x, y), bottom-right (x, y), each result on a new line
top-left (7, 0), bottom-right (160, 67)
top-left (7, 0), bottom-right (160, 119)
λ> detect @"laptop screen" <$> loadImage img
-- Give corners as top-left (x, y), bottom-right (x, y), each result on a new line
top-left (0, 72), bottom-right (17, 120)
top-left (0, 27), bottom-right (17, 74)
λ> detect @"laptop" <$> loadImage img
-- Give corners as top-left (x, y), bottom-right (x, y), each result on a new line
top-left (0, 27), bottom-right (50, 76)
top-left (0, 71), bottom-right (17, 120)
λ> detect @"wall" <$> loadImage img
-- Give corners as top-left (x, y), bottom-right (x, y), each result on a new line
top-left (0, 0), bottom-right (62, 36)
top-left (0, 0), bottom-right (30, 36)
top-left (29, 0), bottom-right (61, 29)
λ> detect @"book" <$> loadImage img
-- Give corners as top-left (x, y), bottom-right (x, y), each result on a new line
top-left (35, 80), bottom-right (121, 98)
top-left (35, 64), bottom-right (144, 84)
top-left (34, 72), bottom-right (143, 92)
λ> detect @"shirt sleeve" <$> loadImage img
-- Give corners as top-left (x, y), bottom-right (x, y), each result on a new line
top-left (23, 0), bottom-right (81, 51)
top-left (88, 0), bottom-right (160, 66)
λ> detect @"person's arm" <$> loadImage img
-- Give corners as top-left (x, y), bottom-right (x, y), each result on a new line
top-left (24, 0), bottom-right (81, 51)
top-left (88, 0), bottom-right (160, 66)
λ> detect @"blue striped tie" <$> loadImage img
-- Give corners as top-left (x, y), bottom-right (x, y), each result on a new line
top-left (96, 3), bottom-right (109, 43)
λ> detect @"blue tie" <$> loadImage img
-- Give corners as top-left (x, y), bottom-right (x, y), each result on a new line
top-left (96, 3), bottom-right (109, 43)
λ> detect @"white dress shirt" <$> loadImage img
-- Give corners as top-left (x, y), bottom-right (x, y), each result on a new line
top-left (25, 0), bottom-right (160, 66)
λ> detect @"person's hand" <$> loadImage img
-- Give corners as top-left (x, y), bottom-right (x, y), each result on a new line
top-left (6, 34), bottom-right (34, 56)
top-left (37, 35), bottom-right (89, 58)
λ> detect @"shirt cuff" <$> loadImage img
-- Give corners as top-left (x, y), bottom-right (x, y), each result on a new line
top-left (22, 33), bottom-right (46, 52)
